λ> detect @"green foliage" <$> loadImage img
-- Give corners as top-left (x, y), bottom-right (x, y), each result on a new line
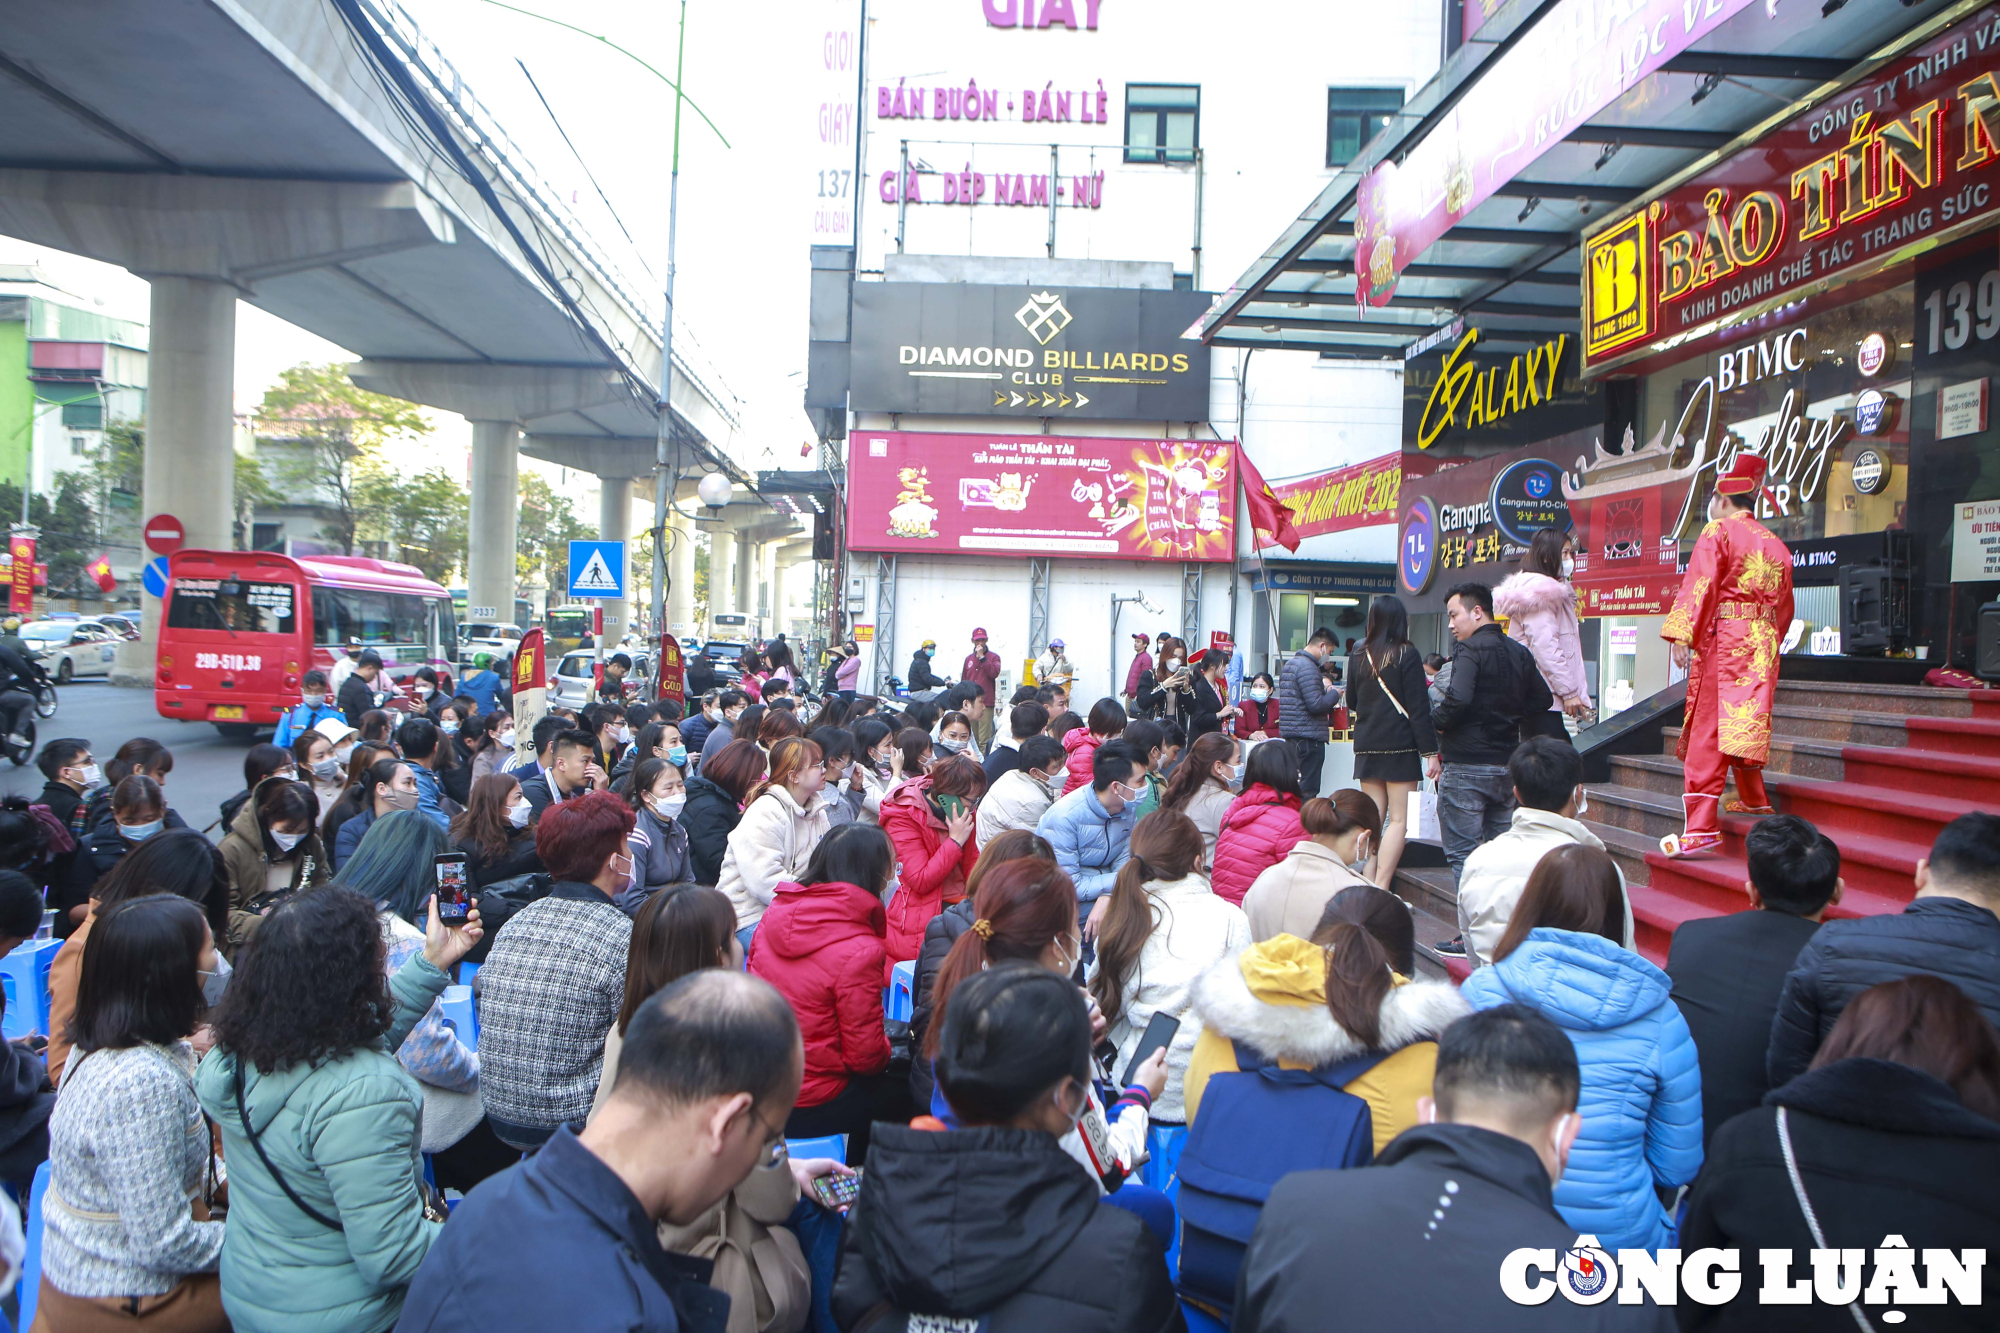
top-left (356, 468), bottom-right (468, 585)
top-left (254, 363), bottom-right (431, 555)
top-left (0, 473), bottom-right (100, 597)
top-left (516, 472), bottom-right (590, 593)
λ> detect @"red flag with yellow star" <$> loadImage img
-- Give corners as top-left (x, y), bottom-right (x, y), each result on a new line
top-left (87, 553), bottom-right (116, 593)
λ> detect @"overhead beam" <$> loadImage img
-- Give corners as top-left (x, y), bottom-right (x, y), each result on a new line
top-left (1282, 260), bottom-right (1515, 280)
top-left (1210, 335), bottom-right (1403, 357)
top-left (1659, 51), bottom-right (1854, 81)
top-left (1489, 180), bottom-right (1638, 204)
top-left (1314, 221), bottom-right (1573, 245)
top-left (1564, 124), bottom-right (1732, 149)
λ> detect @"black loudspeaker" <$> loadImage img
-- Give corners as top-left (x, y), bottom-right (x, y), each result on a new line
top-left (1839, 563), bottom-right (1911, 654)
top-left (1977, 600), bottom-right (2000, 681)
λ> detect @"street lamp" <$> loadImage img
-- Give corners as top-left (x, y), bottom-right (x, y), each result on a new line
top-left (697, 471), bottom-right (733, 511)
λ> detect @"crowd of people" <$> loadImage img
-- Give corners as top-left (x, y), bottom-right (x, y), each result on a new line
top-left (0, 590), bottom-right (1992, 1333)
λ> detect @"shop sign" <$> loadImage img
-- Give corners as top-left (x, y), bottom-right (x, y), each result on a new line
top-left (846, 430), bottom-right (1236, 562)
top-left (1395, 434), bottom-right (1591, 611)
top-left (1857, 332), bottom-right (1892, 376)
top-left (878, 164), bottom-right (1106, 209)
top-left (1490, 457), bottom-right (1572, 545)
top-left (810, 3), bottom-right (859, 245)
top-left (849, 283), bottom-right (1212, 420)
top-left (1355, 0), bottom-right (1770, 307)
top-left (1853, 392), bottom-right (1889, 437)
top-left (981, 0), bottom-right (1104, 30)
top-left (1250, 564), bottom-right (1398, 595)
top-left (853, 623), bottom-right (874, 642)
top-left (1850, 445), bottom-right (1891, 492)
top-left (1939, 377), bottom-right (1990, 439)
top-left (1952, 498), bottom-right (2000, 580)
top-left (1609, 625), bottom-right (1638, 653)
top-left (877, 78), bottom-right (1110, 123)
top-left (1583, 4), bottom-right (2000, 373)
top-left (1403, 326), bottom-right (1598, 452)
top-left (1269, 451), bottom-right (1403, 540)
top-left (7, 534), bottom-right (33, 618)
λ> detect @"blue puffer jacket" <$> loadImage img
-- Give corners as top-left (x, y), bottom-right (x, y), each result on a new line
top-left (1460, 928), bottom-right (1703, 1251)
top-left (1034, 783), bottom-right (1137, 903)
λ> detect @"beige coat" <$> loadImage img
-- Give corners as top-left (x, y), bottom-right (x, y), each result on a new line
top-left (1240, 838), bottom-right (1372, 943)
top-left (1177, 780), bottom-right (1237, 866)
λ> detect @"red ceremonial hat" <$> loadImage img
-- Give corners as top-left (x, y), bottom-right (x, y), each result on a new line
top-left (1714, 453), bottom-right (1769, 497)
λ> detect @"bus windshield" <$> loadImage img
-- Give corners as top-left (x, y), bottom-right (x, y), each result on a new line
top-left (165, 578), bottom-right (299, 635)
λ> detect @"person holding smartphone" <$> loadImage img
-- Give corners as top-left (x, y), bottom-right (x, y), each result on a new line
top-left (879, 754), bottom-right (986, 984)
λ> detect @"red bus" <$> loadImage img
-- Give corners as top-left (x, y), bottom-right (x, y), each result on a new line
top-left (156, 550), bottom-right (458, 737)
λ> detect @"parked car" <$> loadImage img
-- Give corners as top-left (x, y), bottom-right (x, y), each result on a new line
top-left (79, 615), bottom-right (140, 641)
top-left (549, 649), bottom-right (651, 709)
top-left (18, 619), bottom-right (119, 681)
top-left (457, 621), bottom-right (523, 669)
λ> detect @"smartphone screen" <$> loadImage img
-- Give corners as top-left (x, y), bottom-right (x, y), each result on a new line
top-left (1121, 1010), bottom-right (1182, 1088)
top-left (433, 853), bottom-right (471, 924)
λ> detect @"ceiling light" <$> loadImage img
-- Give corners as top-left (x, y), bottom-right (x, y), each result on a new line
top-left (1518, 196), bottom-right (1542, 222)
top-left (1575, 197), bottom-right (1593, 215)
top-left (1594, 141), bottom-right (1621, 171)
top-left (1691, 72), bottom-right (1724, 105)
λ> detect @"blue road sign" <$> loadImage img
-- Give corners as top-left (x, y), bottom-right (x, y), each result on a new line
top-left (567, 540), bottom-right (626, 599)
top-left (141, 557), bottom-right (170, 599)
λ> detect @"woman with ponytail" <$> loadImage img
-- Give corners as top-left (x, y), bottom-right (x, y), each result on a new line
top-left (1242, 790), bottom-right (1382, 942)
top-left (921, 858), bottom-right (1163, 1199)
top-left (1183, 883), bottom-right (1468, 1147)
top-left (1087, 810), bottom-right (1248, 1123)
top-left (1158, 730), bottom-right (1240, 864)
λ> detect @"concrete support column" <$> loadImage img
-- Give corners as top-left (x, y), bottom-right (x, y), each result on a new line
top-left (710, 527), bottom-right (737, 627)
top-left (667, 508), bottom-right (697, 635)
top-left (466, 420), bottom-right (519, 627)
top-left (597, 476), bottom-right (633, 647)
top-left (114, 276), bottom-right (236, 686)
top-left (736, 529), bottom-right (755, 622)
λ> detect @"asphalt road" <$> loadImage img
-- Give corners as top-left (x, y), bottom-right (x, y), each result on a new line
top-left (0, 680), bottom-right (259, 837)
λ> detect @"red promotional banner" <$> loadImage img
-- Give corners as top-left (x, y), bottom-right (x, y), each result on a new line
top-left (847, 430), bottom-right (1237, 562)
top-left (8, 536), bottom-right (34, 618)
top-left (1268, 452), bottom-right (1403, 541)
top-left (511, 627), bottom-right (546, 694)
top-left (1562, 434), bottom-right (1698, 616)
top-left (656, 632), bottom-right (685, 703)
top-left (1584, 4), bottom-right (2000, 371)
top-left (1354, 0), bottom-right (1767, 306)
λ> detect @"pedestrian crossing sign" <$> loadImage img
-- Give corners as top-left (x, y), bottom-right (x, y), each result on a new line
top-left (567, 540), bottom-right (626, 599)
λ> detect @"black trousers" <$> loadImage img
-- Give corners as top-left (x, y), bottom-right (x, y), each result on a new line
top-left (785, 1073), bottom-right (915, 1166)
top-left (1521, 711), bottom-right (1569, 742)
top-left (1291, 737), bottom-right (1328, 796)
top-left (429, 1116), bottom-right (524, 1191)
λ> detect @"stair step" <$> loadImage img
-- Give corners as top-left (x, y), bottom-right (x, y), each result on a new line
top-left (1840, 744), bottom-right (2000, 803)
top-left (1665, 706), bottom-right (1916, 750)
top-left (1585, 783), bottom-right (1691, 841)
top-left (1626, 883), bottom-right (1705, 965)
top-left (1768, 774), bottom-right (1985, 847)
top-left (1774, 681), bottom-right (1978, 718)
top-left (1903, 715), bottom-right (2000, 757)
top-left (1614, 737), bottom-right (1846, 794)
top-left (1587, 821), bottom-right (1664, 887)
top-left (1640, 847), bottom-right (1911, 919)
top-left (1386, 867), bottom-right (1466, 982)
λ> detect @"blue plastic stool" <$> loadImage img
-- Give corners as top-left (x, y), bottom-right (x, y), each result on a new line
top-left (18, 1161), bottom-right (49, 1330)
top-left (456, 960), bottom-right (480, 990)
top-left (1140, 1124), bottom-right (1188, 1193)
top-left (1, 941), bottom-right (60, 1041)
top-left (439, 985), bottom-right (477, 1049)
top-left (885, 961), bottom-right (915, 1022)
top-left (785, 1134), bottom-right (848, 1164)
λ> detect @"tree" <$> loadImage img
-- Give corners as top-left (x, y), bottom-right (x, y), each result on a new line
top-left (516, 472), bottom-right (591, 594)
top-left (0, 473), bottom-right (101, 598)
top-left (356, 467), bottom-right (468, 585)
top-left (254, 364), bottom-right (430, 555)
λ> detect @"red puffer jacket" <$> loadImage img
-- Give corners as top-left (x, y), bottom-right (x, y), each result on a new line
top-left (1210, 784), bottom-right (1306, 906)
top-left (748, 878), bottom-right (891, 1107)
top-left (1060, 727), bottom-right (1102, 795)
top-left (880, 778), bottom-right (981, 983)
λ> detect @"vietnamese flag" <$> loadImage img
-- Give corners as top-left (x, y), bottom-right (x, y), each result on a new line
top-left (1237, 450), bottom-right (1301, 553)
top-left (87, 553), bottom-right (116, 593)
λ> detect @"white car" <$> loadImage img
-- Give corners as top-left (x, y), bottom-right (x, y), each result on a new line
top-left (549, 649), bottom-right (652, 710)
top-left (457, 623), bottom-right (523, 669)
top-left (17, 620), bottom-right (119, 682)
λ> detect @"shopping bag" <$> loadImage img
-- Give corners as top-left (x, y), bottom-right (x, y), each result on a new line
top-left (1407, 780), bottom-right (1440, 842)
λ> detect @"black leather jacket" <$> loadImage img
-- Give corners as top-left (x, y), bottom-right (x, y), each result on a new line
top-left (1430, 623), bottom-right (1552, 765)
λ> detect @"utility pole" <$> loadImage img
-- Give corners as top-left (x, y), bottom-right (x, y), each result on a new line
top-left (648, 0), bottom-right (690, 689)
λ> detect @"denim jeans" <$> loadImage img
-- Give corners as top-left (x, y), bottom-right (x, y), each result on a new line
top-left (1440, 763), bottom-right (1515, 889)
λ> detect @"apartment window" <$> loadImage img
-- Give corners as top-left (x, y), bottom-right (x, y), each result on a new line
top-left (69, 435), bottom-right (89, 457)
top-left (1327, 88), bottom-right (1403, 168)
top-left (1125, 84), bottom-right (1199, 164)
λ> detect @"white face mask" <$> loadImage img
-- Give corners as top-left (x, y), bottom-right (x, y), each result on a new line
top-left (1575, 787), bottom-right (1589, 817)
top-left (1349, 834), bottom-right (1371, 875)
top-left (440, 720), bottom-right (459, 736)
top-left (312, 756), bottom-right (341, 781)
top-left (70, 762), bottom-right (103, 791)
top-left (1249, 687), bottom-right (1270, 702)
top-left (1560, 554), bottom-right (1576, 578)
top-left (334, 743), bottom-right (356, 765)
top-left (497, 730), bottom-right (516, 750)
top-left (416, 684), bottom-right (434, 699)
top-left (648, 792), bottom-right (687, 821)
top-left (937, 737), bottom-right (968, 754)
top-left (612, 725), bottom-right (632, 745)
top-left (199, 953), bottom-right (232, 1007)
top-left (118, 819), bottom-right (164, 841)
top-left (506, 798), bottom-right (532, 828)
top-left (302, 693), bottom-right (326, 708)
top-left (271, 829), bottom-right (304, 853)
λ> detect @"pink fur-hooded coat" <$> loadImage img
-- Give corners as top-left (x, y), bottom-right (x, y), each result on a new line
top-left (1493, 571), bottom-right (1588, 709)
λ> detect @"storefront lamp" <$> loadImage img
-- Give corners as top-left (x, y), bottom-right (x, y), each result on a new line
top-left (697, 472), bottom-right (733, 510)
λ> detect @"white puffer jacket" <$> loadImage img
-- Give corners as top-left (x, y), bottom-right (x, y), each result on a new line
top-left (1088, 872), bottom-right (1251, 1123)
top-left (716, 786), bottom-right (836, 929)
top-left (976, 766), bottom-right (1054, 846)
top-left (1493, 571), bottom-right (1589, 709)
top-left (1455, 806), bottom-right (1635, 965)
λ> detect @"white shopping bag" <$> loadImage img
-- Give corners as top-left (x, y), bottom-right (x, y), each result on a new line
top-left (1408, 779), bottom-right (1441, 843)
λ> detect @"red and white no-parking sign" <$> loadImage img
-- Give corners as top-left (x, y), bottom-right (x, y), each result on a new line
top-left (143, 514), bottom-right (186, 555)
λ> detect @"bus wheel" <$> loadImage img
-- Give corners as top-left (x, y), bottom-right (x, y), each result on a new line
top-left (214, 723), bottom-right (261, 742)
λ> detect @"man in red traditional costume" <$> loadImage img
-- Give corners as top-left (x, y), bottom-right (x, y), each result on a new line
top-left (1659, 454), bottom-right (1794, 857)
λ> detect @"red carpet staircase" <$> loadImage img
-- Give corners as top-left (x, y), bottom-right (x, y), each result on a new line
top-left (1394, 684), bottom-right (2000, 977)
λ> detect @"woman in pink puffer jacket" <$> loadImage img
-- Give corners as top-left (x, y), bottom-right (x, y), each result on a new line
top-left (1060, 699), bottom-right (1127, 795)
top-left (1493, 528), bottom-right (1590, 741)
top-left (1209, 740), bottom-right (1308, 905)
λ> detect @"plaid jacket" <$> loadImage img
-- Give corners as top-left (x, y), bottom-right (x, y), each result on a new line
top-left (476, 882), bottom-right (631, 1130)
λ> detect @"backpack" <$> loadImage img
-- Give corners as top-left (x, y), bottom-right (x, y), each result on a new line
top-left (467, 872), bottom-right (555, 963)
top-left (1174, 1041), bottom-right (1385, 1320)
